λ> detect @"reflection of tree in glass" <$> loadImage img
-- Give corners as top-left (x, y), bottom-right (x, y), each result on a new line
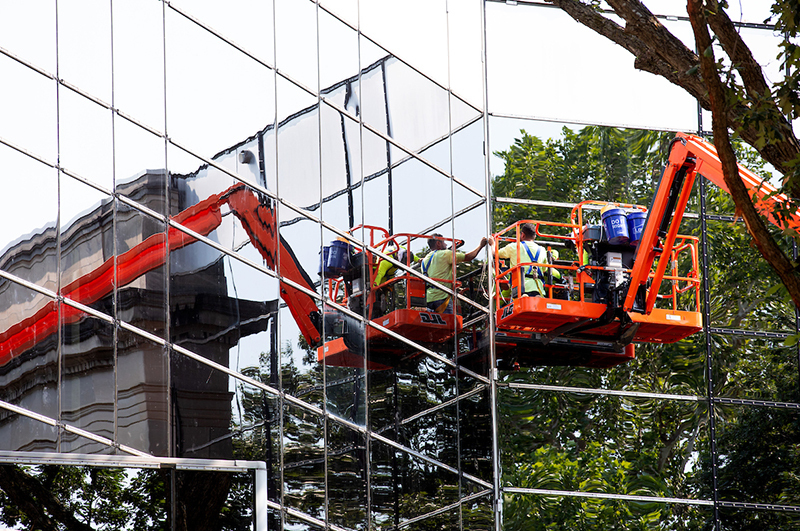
top-left (0, 465), bottom-right (253, 531)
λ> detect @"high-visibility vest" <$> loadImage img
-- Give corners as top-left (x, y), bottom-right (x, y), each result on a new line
top-left (521, 242), bottom-right (543, 279)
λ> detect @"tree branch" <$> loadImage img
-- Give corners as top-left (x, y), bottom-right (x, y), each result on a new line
top-left (688, 0), bottom-right (800, 310)
top-left (547, 0), bottom-right (800, 203)
top-left (703, 0), bottom-right (800, 197)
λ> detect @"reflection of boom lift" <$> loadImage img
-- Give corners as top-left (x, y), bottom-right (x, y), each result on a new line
top-left (1, 183), bottom-right (462, 372)
top-left (479, 132), bottom-right (800, 368)
top-left (0, 183), bottom-right (323, 364)
top-left (316, 227), bottom-right (462, 371)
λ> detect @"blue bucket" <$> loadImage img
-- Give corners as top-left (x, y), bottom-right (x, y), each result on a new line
top-left (326, 240), bottom-right (351, 274)
top-left (601, 208), bottom-right (630, 245)
top-left (627, 211), bottom-right (647, 245)
top-left (318, 246), bottom-right (330, 275)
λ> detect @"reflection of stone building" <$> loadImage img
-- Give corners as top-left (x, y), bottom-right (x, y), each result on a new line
top-left (0, 170), bottom-right (271, 458)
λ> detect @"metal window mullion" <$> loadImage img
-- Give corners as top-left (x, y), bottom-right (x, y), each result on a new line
top-left (312, 1), bottom-right (331, 528)
top-left (700, 174), bottom-right (721, 530)
top-left (270, 0), bottom-right (285, 525)
top-left (504, 382), bottom-right (704, 402)
top-left (503, 486), bottom-right (715, 507)
top-left (480, 1), bottom-right (502, 530)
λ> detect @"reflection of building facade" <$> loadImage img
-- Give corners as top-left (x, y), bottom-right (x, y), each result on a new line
top-left (1, 1), bottom-right (799, 530)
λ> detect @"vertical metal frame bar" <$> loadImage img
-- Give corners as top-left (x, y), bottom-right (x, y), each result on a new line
top-left (699, 174), bottom-right (721, 530)
top-left (255, 466), bottom-right (269, 531)
top-left (479, 2), bottom-right (502, 530)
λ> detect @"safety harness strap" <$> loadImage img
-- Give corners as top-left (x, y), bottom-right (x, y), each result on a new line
top-left (521, 242), bottom-right (542, 278)
top-left (421, 251), bottom-right (437, 276)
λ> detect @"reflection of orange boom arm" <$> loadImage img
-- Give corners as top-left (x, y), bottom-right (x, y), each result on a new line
top-left (624, 132), bottom-right (800, 314)
top-left (0, 183), bottom-right (321, 364)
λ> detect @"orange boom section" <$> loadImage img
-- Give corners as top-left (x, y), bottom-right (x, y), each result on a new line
top-left (0, 183), bottom-right (322, 365)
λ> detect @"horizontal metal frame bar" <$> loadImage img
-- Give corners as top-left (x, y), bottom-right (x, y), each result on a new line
top-left (718, 500), bottom-right (800, 513)
top-left (715, 397), bottom-right (800, 410)
top-left (708, 327), bottom-right (793, 339)
top-left (483, 1), bottom-right (778, 31)
top-left (393, 489), bottom-right (492, 530)
top-left (0, 451), bottom-right (265, 472)
top-left (504, 486), bottom-right (715, 507)
top-left (502, 382), bottom-right (703, 403)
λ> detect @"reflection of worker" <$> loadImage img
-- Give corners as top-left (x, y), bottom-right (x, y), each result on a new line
top-left (495, 223), bottom-right (549, 297)
top-left (421, 234), bottom-right (488, 314)
top-left (373, 244), bottom-right (415, 288)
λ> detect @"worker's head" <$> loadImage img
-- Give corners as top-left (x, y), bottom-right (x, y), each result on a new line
top-left (521, 223), bottom-right (536, 240)
top-left (428, 233), bottom-right (445, 250)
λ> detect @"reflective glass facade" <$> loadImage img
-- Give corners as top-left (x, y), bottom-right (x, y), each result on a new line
top-left (0, 1), bottom-right (798, 529)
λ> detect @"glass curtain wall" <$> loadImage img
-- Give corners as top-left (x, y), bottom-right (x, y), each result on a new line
top-left (0, 0), bottom-right (797, 530)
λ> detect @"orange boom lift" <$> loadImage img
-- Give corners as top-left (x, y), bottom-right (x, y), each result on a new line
top-left (482, 132), bottom-right (800, 368)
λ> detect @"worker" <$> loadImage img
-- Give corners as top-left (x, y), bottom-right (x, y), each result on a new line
top-left (493, 223), bottom-right (550, 297)
top-left (421, 233), bottom-right (488, 314)
top-left (373, 243), bottom-right (416, 288)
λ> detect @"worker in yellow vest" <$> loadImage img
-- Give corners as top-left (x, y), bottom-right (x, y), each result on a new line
top-left (421, 233), bottom-right (488, 314)
top-left (494, 223), bottom-right (550, 297)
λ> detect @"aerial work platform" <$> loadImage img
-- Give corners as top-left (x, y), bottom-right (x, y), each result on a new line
top-left (316, 227), bottom-right (463, 370)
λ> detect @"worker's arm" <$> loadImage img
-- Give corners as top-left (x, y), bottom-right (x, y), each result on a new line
top-left (464, 237), bottom-right (488, 262)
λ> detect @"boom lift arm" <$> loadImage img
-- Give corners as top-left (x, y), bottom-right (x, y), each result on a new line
top-left (623, 132), bottom-right (800, 314)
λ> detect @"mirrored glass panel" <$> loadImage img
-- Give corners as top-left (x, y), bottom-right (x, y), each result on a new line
top-left (167, 0), bottom-right (275, 65)
top-left (57, 0), bottom-right (112, 103)
top-left (171, 352), bottom-right (234, 459)
top-left (485, 4), bottom-right (697, 131)
top-left (283, 403), bottom-right (325, 519)
top-left (370, 437), bottom-right (460, 527)
top-left (111, 0), bottom-right (166, 133)
top-left (360, 0), bottom-right (449, 87)
top-left (61, 311), bottom-right (115, 454)
top-left (0, 3), bottom-right (56, 73)
top-left (275, 0), bottom-right (318, 92)
top-left (448, 0), bottom-right (484, 109)
top-left (458, 377), bottom-right (492, 484)
top-left (718, 506), bottom-right (800, 529)
top-left (116, 324), bottom-right (168, 456)
top-left (0, 145), bottom-right (58, 289)
top-left (0, 283), bottom-right (58, 453)
top-left (499, 388), bottom-right (708, 500)
top-left (504, 494), bottom-right (714, 529)
top-left (713, 404), bottom-right (800, 508)
top-left (327, 421), bottom-right (367, 530)
top-left (115, 200), bottom-right (167, 341)
top-left (60, 176), bottom-right (115, 317)
top-left (461, 494), bottom-right (494, 530)
top-left (58, 90), bottom-right (114, 191)
top-left (0, 53), bottom-right (58, 163)
top-left (712, 334), bottom-right (800, 403)
top-left (165, 8), bottom-right (274, 165)
top-left (706, 219), bottom-right (794, 332)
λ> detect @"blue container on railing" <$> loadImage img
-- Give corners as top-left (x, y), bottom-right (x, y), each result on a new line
top-left (601, 207), bottom-right (630, 245)
top-left (318, 246), bottom-right (330, 275)
top-left (326, 239), bottom-right (351, 275)
top-left (627, 211), bottom-right (647, 245)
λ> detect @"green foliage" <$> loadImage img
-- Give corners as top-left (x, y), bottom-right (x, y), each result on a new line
top-left (493, 124), bottom-right (800, 530)
top-left (492, 127), bottom-right (672, 231)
